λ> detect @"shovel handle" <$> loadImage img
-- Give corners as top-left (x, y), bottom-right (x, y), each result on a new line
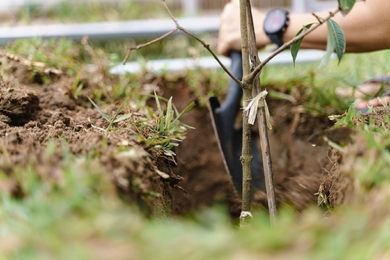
top-left (217, 51), bottom-right (243, 121)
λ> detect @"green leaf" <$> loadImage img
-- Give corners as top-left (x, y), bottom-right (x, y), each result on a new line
top-left (181, 123), bottom-right (196, 130)
top-left (319, 19), bottom-right (346, 67)
top-left (154, 91), bottom-right (164, 118)
top-left (113, 113), bottom-right (132, 123)
top-left (319, 24), bottom-right (335, 68)
top-left (88, 97), bottom-right (110, 122)
top-left (111, 100), bottom-right (128, 123)
top-left (291, 23), bottom-right (314, 66)
top-left (172, 102), bottom-right (195, 123)
top-left (164, 97), bottom-right (173, 131)
top-left (327, 19), bottom-right (346, 63)
top-left (338, 0), bottom-right (356, 15)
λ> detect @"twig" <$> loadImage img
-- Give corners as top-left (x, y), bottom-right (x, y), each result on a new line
top-left (312, 13), bottom-right (324, 24)
top-left (122, 28), bottom-right (178, 64)
top-left (122, 0), bottom-right (242, 87)
top-left (247, 8), bottom-right (341, 83)
top-left (246, 0), bottom-right (259, 75)
top-left (161, 0), bottom-right (179, 26)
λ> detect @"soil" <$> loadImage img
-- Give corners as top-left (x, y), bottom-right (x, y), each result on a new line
top-left (166, 82), bottom-right (334, 215)
top-left (0, 62), bottom-right (182, 217)
top-left (0, 56), bottom-right (358, 217)
top-left (318, 107), bottom-right (390, 209)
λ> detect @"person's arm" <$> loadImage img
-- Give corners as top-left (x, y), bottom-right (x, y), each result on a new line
top-left (287, 0), bottom-right (390, 52)
top-left (218, 0), bottom-right (390, 56)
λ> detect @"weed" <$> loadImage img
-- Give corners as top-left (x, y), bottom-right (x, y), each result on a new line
top-left (130, 93), bottom-right (195, 156)
top-left (87, 89), bottom-right (194, 155)
top-left (70, 71), bottom-right (84, 100)
top-left (334, 106), bottom-right (359, 128)
top-left (152, 92), bottom-right (194, 154)
top-left (88, 97), bottom-right (132, 132)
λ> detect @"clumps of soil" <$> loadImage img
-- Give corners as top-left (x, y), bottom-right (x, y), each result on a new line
top-left (0, 80), bottom-right (39, 126)
top-left (355, 107), bottom-right (390, 128)
top-left (318, 107), bottom-right (390, 209)
top-left (0, 66), bottom-right (183, 217)
top-left (317, 148), bottom-right (349, 208)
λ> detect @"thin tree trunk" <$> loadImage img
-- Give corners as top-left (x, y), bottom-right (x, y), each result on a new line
top-left (257, 107), bottom-right (277, 223)
top-left (238, 0), bottom-right (253, 227)
top-left (245, 0), bottom-right (277, 223)
top-left (239, 0), bottom-right (277, 225)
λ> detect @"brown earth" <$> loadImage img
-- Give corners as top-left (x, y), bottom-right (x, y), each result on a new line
top-left (0, 62), bottom-right (183, 217)
top-left (318, 107), bottom-right (390, 210)
top-left (0, 56), bottom-right (350, 217)
top-left (165, 80), bottom-right (334, 215)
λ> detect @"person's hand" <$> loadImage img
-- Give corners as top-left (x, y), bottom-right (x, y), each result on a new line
top-left (217, 3), bottom-right (270, 56)
top-left (355, 96), bottom-right (390, 110)
top-left (343, 80), bottom-right (390, 110)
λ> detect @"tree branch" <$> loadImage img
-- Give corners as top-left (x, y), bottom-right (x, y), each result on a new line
top-left (247, 8), bottom-right (341, 83)
top-left (122, 0), bottom-right (242, 87)
top-left (122, 28), bottom-right (178, 65)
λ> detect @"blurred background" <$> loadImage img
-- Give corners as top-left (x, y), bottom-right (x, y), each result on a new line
top-left (0, 0), bottom-right (338, 67)
top-left (0, 0), bottom-right (337, 23)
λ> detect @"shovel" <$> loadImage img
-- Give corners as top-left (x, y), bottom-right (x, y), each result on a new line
top-left (208, 51), bottom-right (265, 196)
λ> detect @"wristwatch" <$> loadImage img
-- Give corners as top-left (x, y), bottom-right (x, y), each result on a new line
top-left (263, 9), bottom-right (289, 48)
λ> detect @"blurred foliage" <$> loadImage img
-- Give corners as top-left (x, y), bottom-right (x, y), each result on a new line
top-left (102, 33), bottom-right (218, 62)
top-left (261, 49), bottom-right (390, 116)
top-left (1, 156), bottom-right (390, 259)
top-left (3, 37), bottom-right (83, 77)
top-left (352, 132), bottom-right (390, 188)
top-left (5, 0), bottom-right (177, 25)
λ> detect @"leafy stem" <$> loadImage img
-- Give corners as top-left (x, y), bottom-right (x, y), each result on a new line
top-left (247, 8), bottom-right (341, 84)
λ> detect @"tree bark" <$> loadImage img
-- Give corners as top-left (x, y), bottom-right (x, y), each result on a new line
top-left (238, 0), bottom-right (253, 227)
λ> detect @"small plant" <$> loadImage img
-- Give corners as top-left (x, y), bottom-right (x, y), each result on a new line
top-left (154, 92), bottom-right (194, 135)
top-left (150, 92), bottom-right (195, 155)
top-left (88, 97), bottom-right (132, 132)
top-left (132, 93), bottom-right (195, 156)
top-left (88, 92), bottom-right (194, 156)
top-left (70, 71), bottom-right (84, 100)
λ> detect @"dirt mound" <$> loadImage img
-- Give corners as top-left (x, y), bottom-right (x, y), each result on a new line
top-left (0, 65), bottom-right (184, 217)
top-left (318, 107), bottom-right (390, 209)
